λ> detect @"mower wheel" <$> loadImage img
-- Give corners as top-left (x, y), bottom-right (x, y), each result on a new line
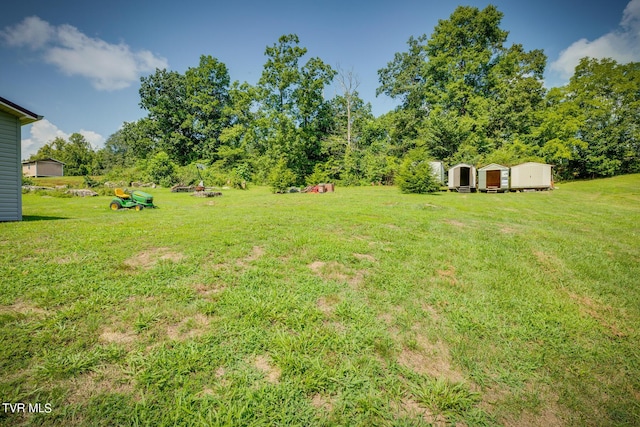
top-left (135, 204), bottom-right (144, 211)
top-left (110, 201), bottom-right (121, 210)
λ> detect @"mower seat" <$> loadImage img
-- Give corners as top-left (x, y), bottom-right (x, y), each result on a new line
top-left (115, 188), bottom-right (130, 199)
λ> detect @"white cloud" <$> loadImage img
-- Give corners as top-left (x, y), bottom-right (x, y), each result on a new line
top-left (77, 129), bottom-right (105, 149)
top-left (550, 0), bottom-right (640, 81)
top-left (21, 119), bottom-right (105, 159)
top-left (1, 16), bottom-right (54, 49)
top-left (2, 16), bottom-right (168, 90)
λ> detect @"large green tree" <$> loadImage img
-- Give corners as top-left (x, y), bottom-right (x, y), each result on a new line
top-left (98, 118), bottom-right (159, 170)
top-left (377, 5), bottom-right (547, 163)
top-left (30, 133), bottom-right (96, 176)
top-left (535, 58), bottom-right (640, 178)
top-left (255, 34), bottom-right (336, 182)
top-left (139, 55), bottom-right (231, 165)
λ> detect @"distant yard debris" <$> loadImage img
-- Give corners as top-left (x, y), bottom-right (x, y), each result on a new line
top-left (192, 191), bottom-right (222, 198)
top-left (303, 183), bottom-right (335, 193)
top-left (66, 189), bottom-right (98, 197)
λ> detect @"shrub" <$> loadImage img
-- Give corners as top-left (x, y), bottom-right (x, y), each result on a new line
top-left (306, 163), bottom-right (331, 186)
top-left (269, 159), bottom-right (297, 193)
top-left (396, 152), bottom-right (440, 194)
top-left (146, 151), bottom-right (178, 187)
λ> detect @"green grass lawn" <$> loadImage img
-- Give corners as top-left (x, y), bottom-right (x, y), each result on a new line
top-left (1, 176), bottom-right (639, 426)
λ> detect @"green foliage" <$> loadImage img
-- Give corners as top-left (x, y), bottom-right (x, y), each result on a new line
top-left (268, 159), bottom-right (297, 193)
top-left (138, 56), bottom-right (231, 165)
top-left (305, 163), bottom-right (330, 185)
top-left (396, 150), bottom-right (440, 193)
top-left (377, 5), bottom-right (547, 166)
top-left (83, 175), bottom-right (99, 188)
top-left (146, 151), bottom-right (178, 187)
top-left (82, 9), bottom-right (638, 186)
top-left (30, 133), bottom-right (96, 176)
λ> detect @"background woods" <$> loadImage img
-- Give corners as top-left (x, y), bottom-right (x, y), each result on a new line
top-left (28, 6), bottom-right (640, 186)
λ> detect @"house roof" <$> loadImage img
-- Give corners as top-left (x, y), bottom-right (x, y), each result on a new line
top-left (0, 96), bottom-right (43, 125)
top-left (22, 158), bottom-right (65, 165)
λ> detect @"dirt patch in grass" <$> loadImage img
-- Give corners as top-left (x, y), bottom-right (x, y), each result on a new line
top-left (444, 219), bottom-right (465, 228)
top-left (166, 314), bottom-right (210, 341)
top-left (99, 329), bottom-right (137, 346)
top-left (566, 291), bottom-right (627, 337)
top-left (436, 265), bottom-right (457, 286)
top-left (308, 261), bottom-right (365, 287)
top-left (324, 320), bottom-right (347, 333)
top-left (253, 354), bottom-right (281, 384)
top-left (353, 253), bottom-right (376, 262)
top-left (123, 247), bottom-right (185, 270)
top-left (500, 225), bottom-right (519, 234)
top-left (215, 366), bottom-right (226, 378)
top-left (483, 385), bottom-right (566, 427)
top-left (421, 304), bottom-right (441, 321)
top-left (64, 364), bottom-right (134, 405)
top-left (311, 393), bottom-right (335, 411)
top-left (55, 253), bottom-right (84, 264)
top-left (317, 295), bottom-right (340, 315)
top-left (392, 398), bottom-right (447, 426)
top-left (192, 282), bottom-right (226, 298)
top-left (533, 250), bottom-right (564, 275)
top-left (0, 301), bottom-right (50, 317)
top-left (237, 246), bottom-right (265, 266)
top-left (397, 327), bottom-right (465, 383)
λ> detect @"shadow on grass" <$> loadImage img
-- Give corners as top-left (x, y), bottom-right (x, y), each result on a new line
top-left (22, 215), bottom-right (69, 222)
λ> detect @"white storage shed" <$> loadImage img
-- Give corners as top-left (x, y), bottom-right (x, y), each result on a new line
top-left (510, 162), bottom-right (553, 191)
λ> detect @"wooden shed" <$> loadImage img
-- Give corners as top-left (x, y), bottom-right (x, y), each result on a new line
top-left (478, 163), bottom-right (509, 193)
top-left (22, 158), bottom-right (64, 177)
top-left (510, 162), bottom-right (553, 191)
top-left (448, 163), bottom-right (476, 192)
top-left (0, 96), bottom-right (42, 222)
top-left (429, 161), bottom-right (445, 185)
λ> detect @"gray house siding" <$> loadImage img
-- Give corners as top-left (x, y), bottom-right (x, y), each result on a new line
top-left (0, 110), bottom-right (21, 221)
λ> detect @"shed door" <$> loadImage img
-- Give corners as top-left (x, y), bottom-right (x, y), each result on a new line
top-left (486, 170), bottom-right (500, 187)
top-left (460, 167), bottom-right (470, 186)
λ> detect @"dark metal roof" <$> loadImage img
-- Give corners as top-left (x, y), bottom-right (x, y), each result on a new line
top-left (22, 158), bottom-right (65, 165)
top-left (0, 96), bottom-right (43, 125)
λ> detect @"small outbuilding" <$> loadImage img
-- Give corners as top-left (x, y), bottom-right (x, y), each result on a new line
top-left (478, 163), bottom-right (509, 193)
top-left (510, 162), bottom-right (553, 191)
top-left (448, 163), bottom-right (476, 192)
top-left (428, 161), bottom-right (445, 185)
top-left (22, 158), bottom-right (65, 177)
top-left (0, 96), bottom-right (42, 222)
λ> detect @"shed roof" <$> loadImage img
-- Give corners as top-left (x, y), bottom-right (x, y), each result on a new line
top-left (511, 162), bottom-right (553, 168)
top-left (479, 163), bottom-right (509, 171)
top-left (22, 158), bottom-right (65, 165)
top-left (449, 163), bottom-right (474, 169)
top-left (0, 96), bottom-right (43, 125)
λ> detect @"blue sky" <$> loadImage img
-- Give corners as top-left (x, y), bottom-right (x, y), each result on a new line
top-left (1, 0), bottom-right (638, 158)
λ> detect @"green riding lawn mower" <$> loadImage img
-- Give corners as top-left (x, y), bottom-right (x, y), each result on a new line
top-left (109, 188), bottom-right (156, 211)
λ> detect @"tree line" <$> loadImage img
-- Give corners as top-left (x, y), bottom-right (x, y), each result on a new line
top-left (30, 5), bottom-right (640, 189)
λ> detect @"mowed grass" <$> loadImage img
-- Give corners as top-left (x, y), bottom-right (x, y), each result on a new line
top-left (1, 175), bottom-right (639, 426)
